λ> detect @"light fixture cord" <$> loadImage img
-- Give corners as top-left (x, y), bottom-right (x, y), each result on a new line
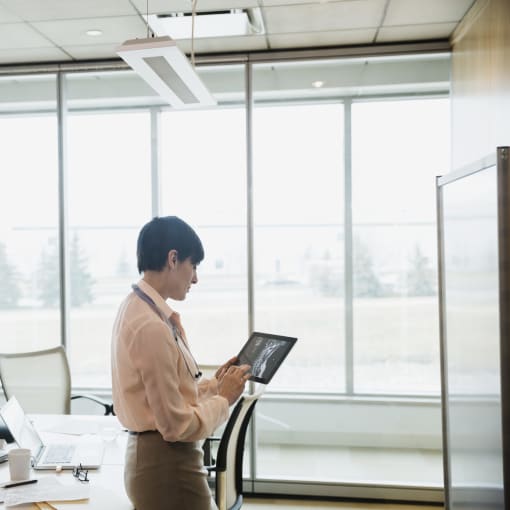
top-left (146, 0), bottom-right (149, 38)
top-left (191, 0), bottom-right (197, 67)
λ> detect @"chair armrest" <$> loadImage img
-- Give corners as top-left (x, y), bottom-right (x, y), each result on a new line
top-left (202, 436), bottom-right (221, 470)
top-left (71, 394), bottom-right (114, 416)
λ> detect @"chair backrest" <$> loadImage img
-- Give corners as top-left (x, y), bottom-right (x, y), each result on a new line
top-left (0, 346), bottom-right (72, 414)
top-left (214, 389), bottom-right (264, 510)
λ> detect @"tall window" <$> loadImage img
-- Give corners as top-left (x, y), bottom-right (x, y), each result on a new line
top-left (160, 106), bottom-right (248, 365)
top-left (250, 56), bottom-right (449, 491)
top-left (351, 98), bottom-right (450, 395)
top-left (0, 74), bottom-right (59, 352)
top-left (252, 103), bottom-right (344, 392)
top-left (67, 110), bottom-right (151, 387)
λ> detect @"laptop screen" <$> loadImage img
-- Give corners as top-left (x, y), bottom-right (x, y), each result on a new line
top-left (236, 332), bottom-right (297, 384)
top-left (0, 396), bottom-right (44, 458)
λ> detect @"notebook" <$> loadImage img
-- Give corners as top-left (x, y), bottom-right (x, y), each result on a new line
top-left (0, 396), bottom-right (104, 470)
top-left (235, 331), bottom-right (297, 384)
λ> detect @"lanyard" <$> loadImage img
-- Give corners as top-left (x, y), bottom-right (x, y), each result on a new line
top-left (131, 284), bottom-right (202, 380)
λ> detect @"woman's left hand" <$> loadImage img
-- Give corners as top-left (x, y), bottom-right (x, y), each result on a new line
top-left (215, 356), bottom-right (238, 381)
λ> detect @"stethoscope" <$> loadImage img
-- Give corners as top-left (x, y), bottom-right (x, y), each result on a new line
top-left (131, 284), bottom-right (203, 380)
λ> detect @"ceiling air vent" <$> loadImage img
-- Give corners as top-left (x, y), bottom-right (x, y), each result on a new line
top-left (147, 8), bottom-right (265, 39)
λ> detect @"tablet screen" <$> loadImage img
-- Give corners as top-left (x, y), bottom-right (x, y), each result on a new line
top-left (236, 332), bottom-right (297, 384)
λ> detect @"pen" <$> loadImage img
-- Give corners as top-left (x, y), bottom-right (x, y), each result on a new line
top-left (3, 479), bottom-right (38, 488)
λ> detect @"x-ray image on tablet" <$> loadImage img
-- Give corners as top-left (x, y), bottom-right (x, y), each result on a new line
top-left (236, 332), bottom-right (297, 384)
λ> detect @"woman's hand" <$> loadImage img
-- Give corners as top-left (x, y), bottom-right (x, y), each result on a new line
top-left (217, 363), bottom-right (251, 406)
top-left (215, 356), bottom-right (238, 382)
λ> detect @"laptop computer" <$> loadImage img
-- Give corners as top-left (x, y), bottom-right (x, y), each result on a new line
top-left (0, 396), bottom-right (104, 470)
top-left (235, 332), bottom-right (297, 384)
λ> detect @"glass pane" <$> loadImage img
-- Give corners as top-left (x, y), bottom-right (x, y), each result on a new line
top-left (67, 109), bottom-right (151, 387)
top-left (352, 98), bottom-right (450, 395)
top-left (440, 166), bottom-right (503, 508)
top-left (252, 102), bottom-right (344, 392)
top-left (160, 104), bottom-right (248, 366)
top-left (256, 398), bottom-right (443, 487)
top-left (252, 53), bottom-right (449, 102)
top-left (0, 75), bottom-right (60, 352)
top-left (0, 74), bottom-right (57, 113)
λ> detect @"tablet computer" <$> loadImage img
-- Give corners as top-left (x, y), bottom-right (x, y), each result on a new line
top-left (236, 332), bottom-right (297, 384)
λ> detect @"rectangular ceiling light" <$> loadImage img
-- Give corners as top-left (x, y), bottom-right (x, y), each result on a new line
top-left (116, 36), bottom-right (216, 108)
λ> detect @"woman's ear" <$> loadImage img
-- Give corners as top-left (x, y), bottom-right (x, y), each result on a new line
top-left (168, 249), bottom-right (178, 268)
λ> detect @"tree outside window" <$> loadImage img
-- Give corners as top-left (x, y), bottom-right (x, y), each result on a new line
top-left (36, 234), bottom-right (94, 307)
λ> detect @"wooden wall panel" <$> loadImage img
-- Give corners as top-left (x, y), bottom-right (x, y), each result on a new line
top-left (451, 0), bottom-right (510, 170)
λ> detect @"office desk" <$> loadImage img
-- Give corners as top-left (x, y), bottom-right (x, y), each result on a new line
top-left (0, 415), bottom-right (133, 509)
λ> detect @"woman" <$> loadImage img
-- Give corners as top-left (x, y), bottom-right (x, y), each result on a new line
top-left (111, 216), bottom-right (251, 510)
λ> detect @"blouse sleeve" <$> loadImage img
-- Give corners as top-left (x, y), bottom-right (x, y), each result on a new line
top-left (198, 377), bottom-right (220, 400)
top-left (128, 319), bottom-right (229, 442)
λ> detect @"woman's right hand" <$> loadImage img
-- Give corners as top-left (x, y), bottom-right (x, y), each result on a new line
top-left (217, 364), bottom-right (251, 405)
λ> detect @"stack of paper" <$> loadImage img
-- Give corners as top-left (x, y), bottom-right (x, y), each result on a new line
top-left (0, 476), bottom-right (89, 507)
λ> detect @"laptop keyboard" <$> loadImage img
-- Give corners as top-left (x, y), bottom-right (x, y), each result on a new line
top-left (44, 444), bottom-right (76, 464)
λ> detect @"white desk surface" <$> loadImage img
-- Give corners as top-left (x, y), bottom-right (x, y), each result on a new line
top-left (0, 414), bottom-right (133, 509)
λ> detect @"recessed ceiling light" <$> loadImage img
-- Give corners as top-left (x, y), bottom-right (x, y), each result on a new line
top-left (312, 80), bottom-right (324, 88)
top-left (86, 29), bottom-right (103, 37)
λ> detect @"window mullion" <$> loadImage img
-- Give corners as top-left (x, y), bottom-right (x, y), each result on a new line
top-left (344, 98), bottom-right (354, 395)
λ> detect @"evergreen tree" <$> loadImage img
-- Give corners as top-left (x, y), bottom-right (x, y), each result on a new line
top-left (36, 234), bottom-right (95, 307)
top-left (70, 233), bottom-right (94, 307)
top-left (353, 236), bottom-right (383, 298)
top-left (406, 244), bottom-right (435, 296)
top-left (36, 237), bottom-right (60, 307)
top-left (0, 242), bottom-right (22, 308)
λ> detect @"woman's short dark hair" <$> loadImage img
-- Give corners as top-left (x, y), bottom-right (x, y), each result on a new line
top-left (136, 216), bottom-right (204, 274)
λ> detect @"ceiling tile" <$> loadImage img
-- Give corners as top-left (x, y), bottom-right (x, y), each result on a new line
top-left (384, 0), bottom-right (475, 26)
top-left (377, 22), bottom-right (458, 42)
top-left (0, 0), bottom-right (466, 65)
top-left (0, 22), bottom-right (54, 49)
top-left (31, 16), bottom-right (147, 46)
top-left (268, 28), bottom-right (376, 49)
top-left (0, 46), bottom-right (71, 64)
top-left (63, 43), bottom-right (125, 60)
top-left (0, 2), bottom-right (23, 22)
top-left (264, 0), bottom-right (386, 33)
top-left (0, 0), bottom-right (137, 22)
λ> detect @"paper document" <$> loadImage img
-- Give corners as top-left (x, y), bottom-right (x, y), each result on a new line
top-left (42, 419), bottom-right (101, 436)
top-left (48, 485), bottom-right (133, 509)
top-left (0, 476), bottom-right (89, 506)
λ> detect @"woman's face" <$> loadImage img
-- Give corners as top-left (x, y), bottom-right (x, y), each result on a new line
top-left (170, 256), bottom-right (198, 301)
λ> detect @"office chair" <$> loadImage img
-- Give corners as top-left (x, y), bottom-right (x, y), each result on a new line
top-left (203, 389), bottom-right (264, 510)
top-left (0, 346), bottom-right (113, 416)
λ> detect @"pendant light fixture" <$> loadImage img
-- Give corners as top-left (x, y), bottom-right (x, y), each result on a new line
top-left (116, 0), bottom-right (216, 108)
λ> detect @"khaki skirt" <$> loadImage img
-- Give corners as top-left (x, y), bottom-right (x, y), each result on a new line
top-left (125, 432), bottom-right (217, 510)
